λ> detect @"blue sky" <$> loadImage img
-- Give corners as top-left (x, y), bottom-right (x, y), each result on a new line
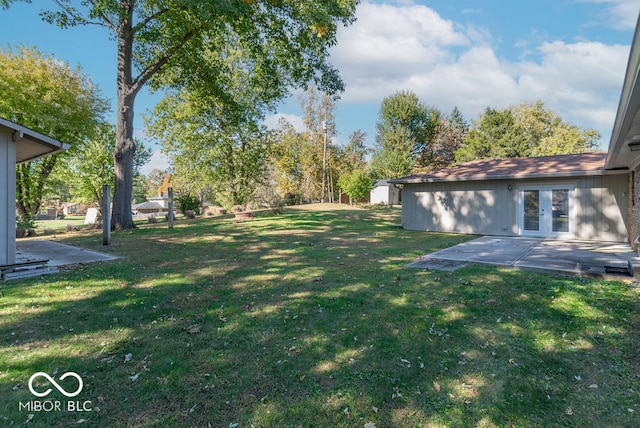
top-left (1, 0), bottom-right (639, 173)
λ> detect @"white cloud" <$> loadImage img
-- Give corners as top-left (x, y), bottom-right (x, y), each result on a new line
top-left (330, 1), bottom-right (469, 102)
top-left (579, 0), bottom-right (639, 29)
top-left (327, 1), bottom-right (632, 146)
top-left (140, 150), bottom-right (171, 175)
top-left (263, 112), bottom-right (306, 132)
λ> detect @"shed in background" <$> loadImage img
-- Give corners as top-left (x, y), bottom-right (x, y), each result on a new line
top-left (370, 179), bottom-right (401, 206)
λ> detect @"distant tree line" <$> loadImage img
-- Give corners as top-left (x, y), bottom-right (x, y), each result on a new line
top-left (2, 43), bottom-right (601, 221)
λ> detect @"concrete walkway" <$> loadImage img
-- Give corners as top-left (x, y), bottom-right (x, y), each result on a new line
top-left (2, 240), bottom-right (119, 280)
top-left (409, 236), bottom-right (640, 278)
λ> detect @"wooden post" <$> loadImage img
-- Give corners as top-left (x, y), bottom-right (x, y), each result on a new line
top-left (168, 187), bottom-right (174, 229)
top-left (102, 185), bottom-right (111, 245)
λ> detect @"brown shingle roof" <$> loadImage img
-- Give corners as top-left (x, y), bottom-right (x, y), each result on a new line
top-left (391, 152), bottom-right (620, 184)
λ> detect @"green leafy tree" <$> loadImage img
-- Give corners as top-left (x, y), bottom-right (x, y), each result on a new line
top-left (299, 87), bottom-right (338, 202)
top-left (55, 124), bottom-right (151, 214)
top-left (3, 0), bottom-right (358, 230)
top-left (337, 169), bottom-right (373, 205)
top-left (144, 169), bottom-right (170, 198)
top-left (147, 86), bottom-right (272, 208)
top-left (0, 46), bottom-right (108, 226)
top-left (419, 106), bottom-right (469, 170)
top-left (272, 119), bottom-right (308, 201)
top-left (456, 101), bottom-right (600, 162)
top-left (371, 90), bottom-right (440, 178)
top-left (338, 130), bottom-right (370, 173)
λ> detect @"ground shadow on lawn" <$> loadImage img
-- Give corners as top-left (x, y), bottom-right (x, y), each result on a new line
top-left (1, 207), bottom-right (639, 427)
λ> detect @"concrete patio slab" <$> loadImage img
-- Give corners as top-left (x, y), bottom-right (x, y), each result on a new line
top-left (409, 236), bottom-right (640, 278)
top-left (2, 240), bottom-right (119, 280)
top-left (16, 240), bottom-right (119, 267)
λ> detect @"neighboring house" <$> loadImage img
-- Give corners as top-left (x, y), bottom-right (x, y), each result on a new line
top-left (392, 14), bottom-right (640, 248)
top-left (370, 180), bottom-right (401, 206)
top-left (133, 201), bottom-right (165, 216)
top-left (62, 202), bottom-right (89, 216)
top-left (0, 117), bottom-right (69, 266)
top-left (148, 193), bottom-right (170, 209)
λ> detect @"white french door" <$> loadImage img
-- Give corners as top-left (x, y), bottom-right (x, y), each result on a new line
top-left (518, 185), bottom-right (575, 238)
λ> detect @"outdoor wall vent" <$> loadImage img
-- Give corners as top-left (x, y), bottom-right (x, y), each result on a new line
top-left (629, 141), bottom-right (640, 151)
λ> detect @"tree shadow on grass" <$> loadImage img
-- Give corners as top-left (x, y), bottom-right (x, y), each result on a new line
top-left (1, 208), bottom-right (639, 427)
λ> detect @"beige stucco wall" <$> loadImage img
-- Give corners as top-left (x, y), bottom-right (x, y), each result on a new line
top-left (401, 174), bottom-right (629, 242)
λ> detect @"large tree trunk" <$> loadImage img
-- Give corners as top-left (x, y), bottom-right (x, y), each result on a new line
top-left (112, 91), bottom-right (137, 230)
top-left (111, 1), bottom-right (137, 231)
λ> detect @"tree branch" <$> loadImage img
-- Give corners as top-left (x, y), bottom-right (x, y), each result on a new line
top-left (86, 0), bottom-right (117, 30)
top-left (130, 26), bottom-right (202, 95)
top-left (132, 6), bottom-right (171, 34)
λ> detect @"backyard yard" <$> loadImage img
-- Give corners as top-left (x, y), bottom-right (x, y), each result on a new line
top-left (1, 204), bottom-right (639, 427)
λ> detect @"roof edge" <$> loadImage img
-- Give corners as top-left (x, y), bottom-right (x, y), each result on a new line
top-left (391, 168), bottom-right (627, 184)
top-left (605, 12), bottom-right (640, 169)
top-left (0, 116), bottom-right (70, 163)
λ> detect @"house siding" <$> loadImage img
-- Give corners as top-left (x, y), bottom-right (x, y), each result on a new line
top-left (575, 174), bottom-right (628, 242)
top-left (402, 180), bottom-right (517, 236)
top-left (0, 130), bottom-right (17, 265)
top-left (628, 166), bottom-right (640, 251)
top-left (402, 174), bottom-right (628, 242)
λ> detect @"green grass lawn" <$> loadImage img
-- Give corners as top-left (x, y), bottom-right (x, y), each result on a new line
top-left (2, 204), bottom-right (639, 427)
top-left (34, 216), bottom-right (87, 232)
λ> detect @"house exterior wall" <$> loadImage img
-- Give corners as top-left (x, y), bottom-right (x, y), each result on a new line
top-left (401, 174), bottom-right (629, 242)
top-left (574, 174), bottom-right (628, 241)
top-left (628, 166), bottom-right (640, 251)
top-left (402, 180), bottom-right (518, 236)
top-left (0, 130), bottom-right (17, 265)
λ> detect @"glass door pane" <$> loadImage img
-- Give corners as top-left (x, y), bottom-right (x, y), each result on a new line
top-left (523, 190), bottom-right (540, 231)
top-left (552, 189), bottom-right (569, 232)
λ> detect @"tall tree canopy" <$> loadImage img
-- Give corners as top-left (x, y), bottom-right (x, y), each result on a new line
top-left (370, 90), bottom-right (440, 178)
top-left (3, 0), bottom-right (358, 230)
top-left (417, 106), bottom-right (469, 170)
top-left (0, 45), bottom-right (108, 226)
top-left (147, 87), bottom-right (272, 207)
top-left (455, 101), bottom-right (600, 162)
top-left (299, 87), bottom-right (338, 202)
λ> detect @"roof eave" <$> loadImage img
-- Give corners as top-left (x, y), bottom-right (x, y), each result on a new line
top-left (605, 13), bottom-right (640, 170)
top-left (392, 168), bottom-right (627, 184)
top-left (0, 117), bottom-right (71, 164)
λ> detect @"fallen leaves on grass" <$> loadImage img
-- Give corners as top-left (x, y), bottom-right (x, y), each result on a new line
top-left (186, 325), bottom-right (201, 334)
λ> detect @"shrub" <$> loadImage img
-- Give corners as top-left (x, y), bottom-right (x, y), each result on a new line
top-left (284, 192), bottom-right (301, 206)
top-left (271, 195), bottom-right (286, 215)
top-left (338, 169), bottom-right (373, 205)
top-left (176, 194), bottom-right (202, 215)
